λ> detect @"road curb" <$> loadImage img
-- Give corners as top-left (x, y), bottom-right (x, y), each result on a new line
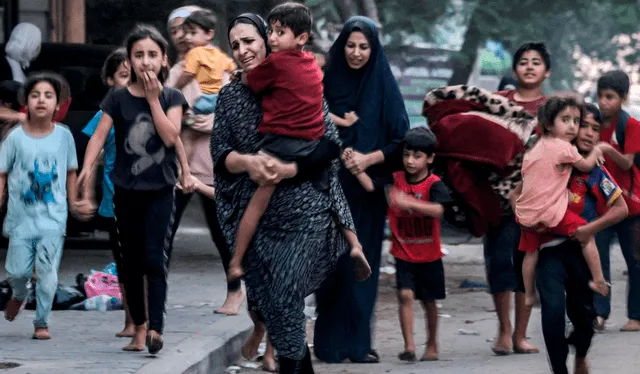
top-left (136, 313), bottom-right (253, 374)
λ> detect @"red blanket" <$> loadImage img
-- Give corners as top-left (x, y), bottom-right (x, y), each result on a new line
top-left (422, 87), bottom-right (535, 237)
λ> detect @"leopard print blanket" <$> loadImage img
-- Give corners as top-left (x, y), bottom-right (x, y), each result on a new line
top-left (424, 85), bottom-right (539, 206)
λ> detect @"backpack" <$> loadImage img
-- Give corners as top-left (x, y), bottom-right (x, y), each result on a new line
top-left (614, 110), bottom-right (640, 196)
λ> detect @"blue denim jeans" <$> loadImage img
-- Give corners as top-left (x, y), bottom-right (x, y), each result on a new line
top-left (594, 215), bottom-right (640, 321)
top-left (5, 236), bottom-right (64, 328)
top-left (483, 214), bottom-right (525, 294)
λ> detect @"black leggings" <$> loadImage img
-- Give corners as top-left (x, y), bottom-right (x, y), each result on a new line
top-left (169, 188), bottom-right (240, 293)
top-left (114, 186), bottom-right (175, 334)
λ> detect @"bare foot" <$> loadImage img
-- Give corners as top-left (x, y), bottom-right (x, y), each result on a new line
top-left (620, 319), bottom-right (640, 332)
top-left (228, 263), bottom-right (244, 283)
top-left (575, 357), bottom-right (589, 374)
top-left (262, 352), bottom-right (278, 372)
top-left (421, 343), bottom-right (439, 361)
top-left (242, 324), bottom-right (266, 359)
top-left (589, 280), bottom-right (609, 297)
top-left (513, 338), bottom-right (539, 354)
top-left (122, 325), bottom-right (146, 352)
top-left (215, 288), bottom-right (245, 316)
top-left (32, 327), bottom-right (51, 340)
top-left (491, 333), bottom-right (512, 356)
top-left (115, 324), bottom-right (136, 338)
top-left (4, 298), bottom-right (23, 321)
top-left (350, 246), bottom-right (371, 281)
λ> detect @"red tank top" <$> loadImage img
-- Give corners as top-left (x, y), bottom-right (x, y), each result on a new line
top-left (388, 172), bottom-right (443, 263)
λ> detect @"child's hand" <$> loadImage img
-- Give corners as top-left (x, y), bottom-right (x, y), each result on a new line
top-left (177, 174), bottom-right (198, 194)
top-left (230, 70), bottom-right (243, 82)
top-left (342, 147), bottom-right (354, 161)
top-left (571, 225), bottom-right (592, 245)
top-left (388, 188), bottom-right (415, 211)
top-left (597, 142), bottom-right (613, 155)
top-left (344, 111), bottom-right (359, 126)
top-left (72, 199), bottom-right (96, 222)
top-left (142, 71), bottom-right (162, 101)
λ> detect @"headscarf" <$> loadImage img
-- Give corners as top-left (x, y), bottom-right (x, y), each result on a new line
top-left (167, 5), bottom-right (202, 27)
top-left (5, 23), bottom-right (42, 83)
top-left (227, 13), bottom-right (270, 56)
top-left (323, 16), bottom-right (409, 153)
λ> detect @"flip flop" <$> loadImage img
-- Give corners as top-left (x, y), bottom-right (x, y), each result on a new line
top-left (491, 347), bottom-right (512, 356)
top-left (514, 347), bottom-right (540, 354)
top-left (146, 331), bottom-right (164, 355)
top-left (398, 350), bottom-right (416, 362)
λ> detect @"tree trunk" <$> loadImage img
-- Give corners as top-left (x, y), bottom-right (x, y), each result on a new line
top-left (447, 2), bottom-right (484, 85)
top-left (333, 0), bottom-right (358, 21)
top-left (358, 0), bottom-right (380, 26)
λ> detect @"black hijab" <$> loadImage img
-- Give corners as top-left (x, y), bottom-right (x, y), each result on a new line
top-left (227, 13), bottom-right (271, 56)
top-left (324, 16), bottom-right (409, 154)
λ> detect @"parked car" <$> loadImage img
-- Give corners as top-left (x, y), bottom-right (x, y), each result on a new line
top-left (1, 43), bottom-right (117, 242)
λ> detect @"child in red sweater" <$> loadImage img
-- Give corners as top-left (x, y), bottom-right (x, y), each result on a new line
top-left (229, 2), bottom-right (370, 282)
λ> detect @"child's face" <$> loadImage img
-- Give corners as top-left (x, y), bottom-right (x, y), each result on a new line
top-left (514, 50), bottom-right (549, 88)
top-left (184, 24), bottom-right (214, 49)
top-left (129, 37), bottom-right (167, 82)
top-left (27, 81), bottom-right (59, 121)
top-left (597, 88), bottom-right (625, 120)
top-left (267, 21), bottom-right (307, 52)
top-left (547, 106), bottom-right (581, 142)
top-left (402, 149), bottom-right (433, 176)
top-left (108, 61), bottom-right (131, 89)
top-left (576, 113), bottom-right (601, 153)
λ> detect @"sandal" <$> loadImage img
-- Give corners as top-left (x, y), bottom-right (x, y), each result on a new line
top-left (398, 350), bottom-right (416, 362)
top-left (146, 331), bottom-right (164, 355)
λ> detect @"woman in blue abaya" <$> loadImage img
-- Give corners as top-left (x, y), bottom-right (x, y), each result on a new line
top-left (314, 16), bottom-right (409, 364)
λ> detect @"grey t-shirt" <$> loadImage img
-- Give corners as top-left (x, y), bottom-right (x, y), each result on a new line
top-left (101, 87), bottom-right (186, 190)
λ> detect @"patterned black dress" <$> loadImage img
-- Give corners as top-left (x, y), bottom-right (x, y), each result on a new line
top-left (211, 81), bottom-right (355, 360)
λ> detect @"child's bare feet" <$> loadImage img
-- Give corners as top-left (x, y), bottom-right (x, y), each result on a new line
top-left (574, 356), bottom-right (589, 374)
top-left (620, 319), bottom-right (640, 332)
top-left (214, 288), bottom-right (246, 316)
top-left (115, 324), bottom-right (136, 338)
top-left (32, 327), bottom-right (51, 340)
top-left (228, 262), bottom-right (244, 283)
top-left (589, 279), bottom-right (609, 296)
top-left (350, 246), bottom-right (371, 281)
top-left (122, 325), bottom-right (146, 352)
top-left (421, 343), bottom-right (439, 361)
top-left (242, 324), bottom-right (266, 359)
top-left (262, 351), bottom-right (278, 372)
top-left (4, 298), bottom-right (23, 321)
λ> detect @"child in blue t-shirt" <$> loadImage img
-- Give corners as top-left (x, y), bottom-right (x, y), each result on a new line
top-left (81, 47), bottom-right (135, 338)
top-left (0, 72), bottom-right (87, 340)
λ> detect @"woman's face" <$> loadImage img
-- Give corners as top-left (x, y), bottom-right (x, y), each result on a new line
top-left (169, 17), bottom-right (190, 55)
top-left (344, 31), bottom-right (371, 70)
top-left (576, 112), bottom-right (601, 153)
top-left (229, 23), bottom-right (267, 71)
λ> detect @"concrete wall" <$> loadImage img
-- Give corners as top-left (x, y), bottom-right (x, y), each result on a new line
top-left (0, 0), bottom-right (50, 42)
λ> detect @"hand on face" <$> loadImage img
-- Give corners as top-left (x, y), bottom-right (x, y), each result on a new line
top-left (142, 71), bottom-right (162, 101)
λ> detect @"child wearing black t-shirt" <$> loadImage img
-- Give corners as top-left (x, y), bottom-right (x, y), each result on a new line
top-left (78, 25), bottom-right (192, 355)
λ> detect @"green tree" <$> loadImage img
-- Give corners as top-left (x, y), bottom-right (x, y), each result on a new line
top-left (447, 0), bottom-right (640, 90)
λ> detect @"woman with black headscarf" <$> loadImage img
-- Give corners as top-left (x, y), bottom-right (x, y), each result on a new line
top-left (212, 13), bottom-right (355, 373)
top-left (314, 16), bottom-right (409, 364)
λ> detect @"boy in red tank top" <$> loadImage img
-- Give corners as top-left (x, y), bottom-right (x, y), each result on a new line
top-left (387, 127), bottom-right (452, 362)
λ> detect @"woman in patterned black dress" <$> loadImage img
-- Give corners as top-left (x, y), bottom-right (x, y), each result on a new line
top-left (211, 14), bottom-right (355, 373)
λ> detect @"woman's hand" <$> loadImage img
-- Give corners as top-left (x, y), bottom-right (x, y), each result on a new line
top-left (343, 148), bottom-right (372, 175)
top-left (245, 153), bottom-right (279, 186)
top-left (143, 71), bottom-right (163, 102)
top-left (261, 154), bottom-right (297, 184)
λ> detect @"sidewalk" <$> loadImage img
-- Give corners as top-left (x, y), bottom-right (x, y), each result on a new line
top-left (0, 245), bottom-right (252, 374)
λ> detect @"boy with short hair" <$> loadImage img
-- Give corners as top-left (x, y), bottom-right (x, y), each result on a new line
top-left (387, 127), bottom-right (452, 362)
top-left (175, 9), bottom-right (235, 115)
top-left (496, 42), bottom-right (551, 116)
top-left (593, 70), bottom-right (640, 332)
top-left (229, 2), bottom-right (371, 283)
